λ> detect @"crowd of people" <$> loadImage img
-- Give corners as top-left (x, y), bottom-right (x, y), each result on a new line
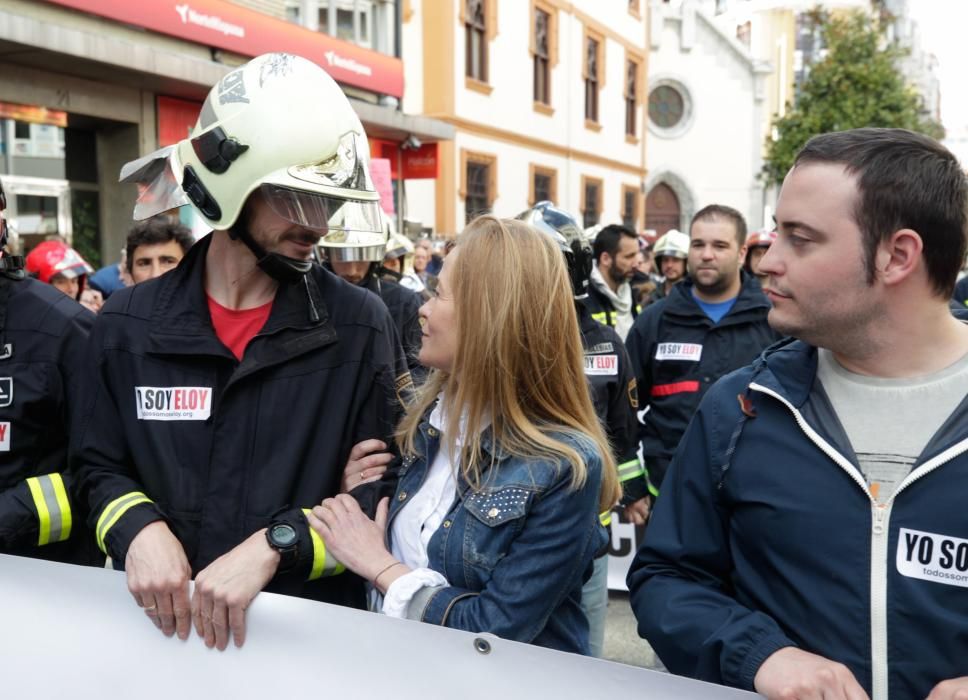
top-left (3, 52), bottom-right (968, 699)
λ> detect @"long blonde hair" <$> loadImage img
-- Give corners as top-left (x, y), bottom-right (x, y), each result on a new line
top-left (397, 216), bottom-right (621, 512)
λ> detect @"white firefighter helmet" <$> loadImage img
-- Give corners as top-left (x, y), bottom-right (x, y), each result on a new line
top-left (320, 208), bottom-right (391, 263)
top-left (653, 229), bottom-right (690, 260)
top-left (122, 53), bottom-right (383, 282)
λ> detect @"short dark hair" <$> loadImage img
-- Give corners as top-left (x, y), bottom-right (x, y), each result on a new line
top-left (690, 204), bottom-right (747, 247)
top-left (593, 224), bottom-right (637, 263)
top-left (794, 128), bottom-right (967, 298)
top-left (125, 217), bottom-right (194, 274)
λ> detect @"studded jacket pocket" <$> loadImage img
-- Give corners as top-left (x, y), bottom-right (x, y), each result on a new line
top-left (463, 486), bottom-right (531, 527)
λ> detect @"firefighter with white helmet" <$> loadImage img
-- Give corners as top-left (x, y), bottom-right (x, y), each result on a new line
top-left (651, 229), bottom-right (690, 301)
top-left (383, 228), bottom-right (426, 295)
top-left (319, 212), bottom-right (424, 377)
top-left (74, 53), bottom-right (411, 650)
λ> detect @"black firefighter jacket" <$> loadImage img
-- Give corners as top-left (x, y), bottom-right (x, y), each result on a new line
top-left (72, 235), bottom-right (411, 607)
top-left (364, 274), bottom-right (424, 381)
top-left (577, 303), bottom-right (648, 508)
top-left (0, 276), bottom-right (97, 563)
top-left (625, 273), bottom-right (779, 493)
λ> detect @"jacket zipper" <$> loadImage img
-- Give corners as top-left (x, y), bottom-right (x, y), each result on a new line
top-left (750, 384), bottom-right (880, 695)
top-left (751, 383), bottom-right (968, 700)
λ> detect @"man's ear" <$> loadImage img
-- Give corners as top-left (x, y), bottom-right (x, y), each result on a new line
top-left (875, 229), bottom-right (923, 287)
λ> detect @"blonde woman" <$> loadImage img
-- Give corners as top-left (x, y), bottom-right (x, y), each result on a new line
top-left (309, 216), bottom-right (620, 654)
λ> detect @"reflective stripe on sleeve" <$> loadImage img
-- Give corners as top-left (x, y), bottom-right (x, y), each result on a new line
top-left (95, 491), bottom-right (152, 554)
top-left (302, 509), bottom-right (345, 580)
top-left (25, 473), bottom-right (72, 546)
top-left (599, 511), bottom-right (612, 527)
top-left (651, 381), bottom-right (701, 397)
top-left (617, 459), bottom-right (645, 483)
top-left (590, 312), bottom-right (612, 326)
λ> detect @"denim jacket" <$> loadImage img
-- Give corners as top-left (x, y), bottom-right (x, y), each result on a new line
top-left (387, 411), bottom-right (608, 654)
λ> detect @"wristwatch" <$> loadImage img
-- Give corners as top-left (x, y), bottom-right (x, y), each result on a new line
top-left (265, 521), bottom-right (299, 573)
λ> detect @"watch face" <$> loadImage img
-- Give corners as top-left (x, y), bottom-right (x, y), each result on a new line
top-left (270, 523), bottom-right (297, 547)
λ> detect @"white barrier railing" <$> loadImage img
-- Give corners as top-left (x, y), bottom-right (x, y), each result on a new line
top-left (0, 553), bottom-right (755, 699)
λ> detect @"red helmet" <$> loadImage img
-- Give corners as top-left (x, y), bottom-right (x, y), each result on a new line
top-left (746, 229), bottom-right (777, 249)
top-left (25, 240), bottom-right (94, 287)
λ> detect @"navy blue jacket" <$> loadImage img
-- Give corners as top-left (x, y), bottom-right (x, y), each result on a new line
top-left (625, 273), bottom-right (778, 492)
top-left (392, 407), bottom-right (607, 654)
top-left (953, 276), bottom-right (968, 307)
top-left (73, 234), bottom-right (410, 607)
top-left (628, 338), bottom-right (968, 698)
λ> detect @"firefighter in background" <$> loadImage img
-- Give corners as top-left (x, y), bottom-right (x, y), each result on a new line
top-left (0, 179), bottom-right (97, 564)
top-left (649, 229), bottom-right (690, 303)
top-left (381, 225), bottom-right (427, 297)
top-left (73, 53), bottom-right (410, 651)
top-left (319, 214), bottom-right (424, 378)
top-left (517, 201), bottom-right (650, 658)
top-left (24, 239), bottom-right (101, 312)
top-left (744, 229), bottom-right (777, 286)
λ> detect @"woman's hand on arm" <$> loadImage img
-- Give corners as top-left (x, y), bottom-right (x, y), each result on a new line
top-left (308, 494), bottom-right (410, 590)
top-left (340, 440), bottom-right (395, 493)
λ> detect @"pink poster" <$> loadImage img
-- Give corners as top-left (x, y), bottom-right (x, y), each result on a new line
top-left (370, 157), bottom-right (395, 216)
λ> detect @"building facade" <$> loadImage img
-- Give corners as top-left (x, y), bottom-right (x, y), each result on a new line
top-left (644, 0), bottom-right (771, 235)
top-left (0, 0), bottom-right (451, 266)
top-left (402, 0), bottom-right (649, 236)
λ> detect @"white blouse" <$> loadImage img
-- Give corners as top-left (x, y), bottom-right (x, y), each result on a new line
top-left (382, 397), bottom-right (457, 618)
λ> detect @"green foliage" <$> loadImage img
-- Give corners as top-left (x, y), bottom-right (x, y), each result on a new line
top-left (762, 8), bottom-right (945, 185)
top-left (70, 190), bottom-right (102, 269)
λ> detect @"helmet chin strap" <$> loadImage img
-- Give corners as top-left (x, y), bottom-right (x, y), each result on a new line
top-left (228, 225), bottom-right (311, 285)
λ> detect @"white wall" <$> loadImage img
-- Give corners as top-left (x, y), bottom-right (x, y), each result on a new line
top-left (647, 2), bottom-right (767, 230)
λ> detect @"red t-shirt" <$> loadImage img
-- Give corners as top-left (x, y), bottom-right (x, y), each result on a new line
top-left (207, 295), bottom-right (273, 361)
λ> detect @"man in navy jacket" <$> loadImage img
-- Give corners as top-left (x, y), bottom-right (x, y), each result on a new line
top-left (628, 128), bottom-right (968, 700)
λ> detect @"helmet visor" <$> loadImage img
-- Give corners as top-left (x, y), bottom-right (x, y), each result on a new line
top-left (120, 145), bottom-right (193, 221)
top-left (260, 183), bottom-right (384, 243)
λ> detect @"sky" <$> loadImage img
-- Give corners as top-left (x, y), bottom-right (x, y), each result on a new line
top-left (905, 0), bottom-right (968, 160)
top-left (906, 0), bottom-right (967, 128)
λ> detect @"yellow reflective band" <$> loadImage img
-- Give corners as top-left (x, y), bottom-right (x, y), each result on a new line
top-left (599, 511), bottom-right (612, 527)
top-left (25, 478), bottom-right (51, 546)
top-left (648, 482), bottom-right (659, 498)
top-left (96, 492), bottom-right (152, 554)
top-left (25, 473), bottom-right (72, 546)
top-left (302, 509), bottom-right (345, 580)
top-left (50, 473), bottom-right (72, 542)
top-left (617, 459), bottom-right (645, 483)
top-left (591, 312), bottom-right (608, 324)
top-left (303, 509), bottom-right (327, 580)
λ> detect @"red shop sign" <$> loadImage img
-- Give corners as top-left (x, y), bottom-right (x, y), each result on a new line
top-left (402, 143), bottom-right (439, 180)
top-left (41, 0), bottom-right (404, 98)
